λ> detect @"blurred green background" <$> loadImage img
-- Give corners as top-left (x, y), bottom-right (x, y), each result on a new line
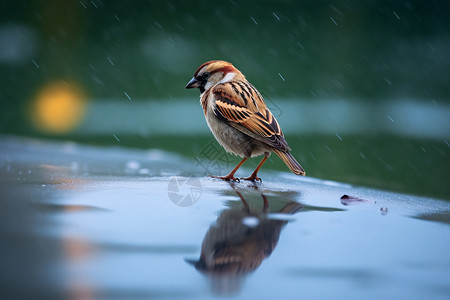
top-left (1, 0), bottom-right (449, 200)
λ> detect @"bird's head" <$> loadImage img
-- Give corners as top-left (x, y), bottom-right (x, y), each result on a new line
top-left (185, 60), bottom-right (245, 93)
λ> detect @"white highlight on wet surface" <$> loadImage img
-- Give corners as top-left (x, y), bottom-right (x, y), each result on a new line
top-left (80, 1), bottom-right (87, 8)
top-left (336, 133), bottom-right (343, 141)
top-left (278, 73), bottom-right (286, 82)
top-left (124, 91), bottom-right (131, 100)
top-left (330, 17), bottom-right (338, 25)
top-left (113, 134), bottom-right (120, 142)
top-left (107, 57), bottom-right (114, 65)
top-left (267, 213), bottom-right (294, 222)
top-left (126, 160), bottom-right (140, 170)
top-left (242, 216), bottom-right (259, 228)
top-left (250, 16), bottom-right (258, 25)
top-left (138, 168), bottom-right (150, 175)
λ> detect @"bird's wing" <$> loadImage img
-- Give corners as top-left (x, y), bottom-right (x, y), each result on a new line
top-left (212, 81), bottom-right (290, 151)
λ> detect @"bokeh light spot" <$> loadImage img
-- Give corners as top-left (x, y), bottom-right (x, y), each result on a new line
top-left (31, 81), bottom-right (86, 134)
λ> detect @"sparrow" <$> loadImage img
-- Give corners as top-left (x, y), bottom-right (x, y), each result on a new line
top-left (187, 187), bottom-right (303, 278)
top-left (185, 60), bottom-right (305, 181)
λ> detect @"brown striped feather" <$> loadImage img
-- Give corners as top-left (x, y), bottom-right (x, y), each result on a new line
top-left (212, 81), bottom-right (290, 151)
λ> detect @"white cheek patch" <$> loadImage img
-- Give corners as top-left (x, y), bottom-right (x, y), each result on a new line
top-left (220, 72), bottom-right (236, 83)
top-left (204, 81), bottom-right (213, 91)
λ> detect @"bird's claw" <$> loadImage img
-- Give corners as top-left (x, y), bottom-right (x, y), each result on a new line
top-left (209, 175), bottom-right (240, 182)
top-left (240, 175), bottom-right (262, 182)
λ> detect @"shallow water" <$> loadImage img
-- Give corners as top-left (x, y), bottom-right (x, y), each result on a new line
top-left (1, 136), bottom-right (449, 300)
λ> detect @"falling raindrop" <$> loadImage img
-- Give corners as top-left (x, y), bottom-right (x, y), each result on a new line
top-left (273, 12), bottom-right (280, 21)
top-left (32, 59), bottom-right (39, 69)
top-left (393, 11), bottom-right (400, 20)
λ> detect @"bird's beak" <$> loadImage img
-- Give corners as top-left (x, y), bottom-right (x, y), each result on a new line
top-left (185, 77), bottom-right (200, 89)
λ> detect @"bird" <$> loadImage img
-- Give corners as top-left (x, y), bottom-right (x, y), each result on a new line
top-left (187, 186), bottom-right (303, 286)
top-left (185, 60), bottom-right (305, 181)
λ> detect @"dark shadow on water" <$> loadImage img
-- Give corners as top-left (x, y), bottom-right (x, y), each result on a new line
top-left (186, 182), bottom-right (303, 296)
top-left (413, 212), bottom-right (450, 226)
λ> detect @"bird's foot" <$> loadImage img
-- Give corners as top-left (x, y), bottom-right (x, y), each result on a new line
top-left (240, 174), bottom-right (262, 182)
top-left (209, 174), bottom-right (240, 182)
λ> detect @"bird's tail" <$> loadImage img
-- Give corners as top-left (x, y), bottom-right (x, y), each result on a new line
top-left (273, 149), bottom-right (305, 176)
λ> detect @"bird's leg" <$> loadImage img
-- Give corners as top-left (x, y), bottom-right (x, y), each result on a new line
top-left (261, 193), bottom-right (269, 213)
top-left (241, 155), bottom-right (268, 182)
top-left (209, 157), bottom-right (247, 182)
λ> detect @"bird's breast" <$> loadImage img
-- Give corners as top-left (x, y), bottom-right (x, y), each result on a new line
top-left (200, 92), bottom-right (209, 116)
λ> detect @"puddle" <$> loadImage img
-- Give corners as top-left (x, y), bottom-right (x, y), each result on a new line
top-left (1, 136), bottom-right (449, 300)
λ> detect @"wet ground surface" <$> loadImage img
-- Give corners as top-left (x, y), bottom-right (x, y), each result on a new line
top-left (1, 136), bottom-right (449, 300)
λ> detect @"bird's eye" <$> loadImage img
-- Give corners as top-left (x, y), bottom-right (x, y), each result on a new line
top-left (202, 72), bottom-right (211, 80)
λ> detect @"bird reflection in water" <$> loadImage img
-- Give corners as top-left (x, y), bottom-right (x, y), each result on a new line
top-left (187, 183), bottom-right (302, 295)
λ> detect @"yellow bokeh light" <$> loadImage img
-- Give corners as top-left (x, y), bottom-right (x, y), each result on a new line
top-left (31, 81), bottom-right (87, 134)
